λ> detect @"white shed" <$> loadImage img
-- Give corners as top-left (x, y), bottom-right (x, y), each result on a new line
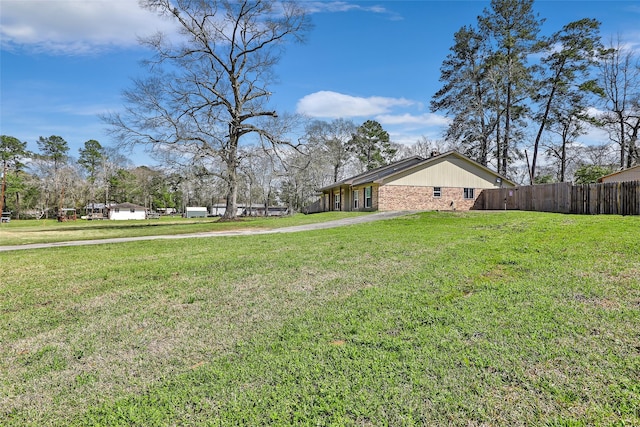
top-left (186, 206), bottom-right (208, 218)
top-left (108, 203), bottom-right (147, 220)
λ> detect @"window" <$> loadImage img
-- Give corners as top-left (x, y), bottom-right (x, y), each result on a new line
top-left (334, 193), bottom-right (340, 210)
top-left (464, 188), bottom-right (475, 199)
top-left (433, 187), bottom-right (441, 198)
top-left (130, 208), bottom-right (136, 213)
top-left (353, 190), bottom-right (359, 209)
top-left (364, 186), bottom-right (372, 208)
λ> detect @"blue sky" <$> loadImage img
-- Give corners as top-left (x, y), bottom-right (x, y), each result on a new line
top-left (1, 1), bottom-right (639, 166)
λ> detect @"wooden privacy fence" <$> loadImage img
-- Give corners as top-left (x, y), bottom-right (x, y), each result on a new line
top-left (477, 181), bottom-right (640, 215)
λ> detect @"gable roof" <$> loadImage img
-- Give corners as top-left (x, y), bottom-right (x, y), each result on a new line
top-left (319, 151), bottom-right (515, 191)
top-left (319, 156), bottom-right (424, 191)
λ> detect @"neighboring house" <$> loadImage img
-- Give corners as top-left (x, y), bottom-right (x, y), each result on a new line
top-left (210, 203), bottom-right (287, 217)
top-left (243, 206), bottom-right (288, 217)
top-left (108, 203), bottom-right (147, 220)
top-left (157, 207), bottom-right (177, 215)
top-left (83, 202), bottom-right (112, 220)
top-left (318, 151), bottom-right (515, 212)
top-left (211, 204), bottom-right (246, 217)
top-left (597, 165), bottom-right (640, 183)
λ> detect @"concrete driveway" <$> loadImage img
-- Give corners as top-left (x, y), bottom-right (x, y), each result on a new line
top-left (0, 211), bottom-right (414, 252)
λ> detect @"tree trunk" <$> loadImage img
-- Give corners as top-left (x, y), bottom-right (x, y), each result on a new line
top-left (223, 135), bottom-right (240, 220)
top-left (474, 80), bottom-right (488, 166)
top-left (560, 139), bottom-right (567, 182)
top-left (619, 114), bottom-right (626, 169)
top-left (0, 162), bottom-right (6, 216)
top-left (495, 112), bottom-right (502, 175)
top-left (224, 168), bottom-right (238, 220)
top-left (502, 85), bottom-right (510, 177)
top-left (627, 121), bottom-right (638, 168)
top-left (501, 53), bottom-right (513, 178)
top-left (531, 84), bottom-right (559, 183)
top-left (15, 191), bottom-right (21, 220)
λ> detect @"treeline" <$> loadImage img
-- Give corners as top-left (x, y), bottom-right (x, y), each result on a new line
top-left (431, 0), bottom-right (639, 184)
top-left (0, 121), bottom-right (419, 219)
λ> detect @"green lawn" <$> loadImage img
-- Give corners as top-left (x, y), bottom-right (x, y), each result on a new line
top-left (0, 212), bottom-right (370, 246)
top-left (1, 211), bottom-right (638, 426)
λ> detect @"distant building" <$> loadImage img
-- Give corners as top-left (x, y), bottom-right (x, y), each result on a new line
top-left (108, 203), bottom-right (147, 220)
top-left (597, 165), bottom-right (640, 183)
top-left (185, 206), bottom-right (208, 218)
top-left (156, 207), bottom-right (177, 215)
top-left (83, 202), bottom-right (111, 220)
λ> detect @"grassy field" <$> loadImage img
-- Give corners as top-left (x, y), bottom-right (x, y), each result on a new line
top-left (0, 212), bottom-right (370, 246)
top-left (1, 211), bottom-right (638, 426)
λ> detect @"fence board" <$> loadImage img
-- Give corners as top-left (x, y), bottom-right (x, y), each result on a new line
top-left (479, 181), bottom-right (639, 215)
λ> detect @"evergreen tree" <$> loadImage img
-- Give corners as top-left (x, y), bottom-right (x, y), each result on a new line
top-left (347, 120), bottom-right (396, 171)
top-left (0, 135), bottom-right (28, 216)
top-left (479, 0), bottom-right (542, 176)
top-left (78, 140), bottom-right (104, 184)
top-left (431, 26), bottom-right (495, 165)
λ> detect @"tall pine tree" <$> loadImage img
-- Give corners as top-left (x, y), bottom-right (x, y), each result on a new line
top-left (479, 0), bottom-right (542, 176)
top-left (347, 120), bottom-right (396, 171)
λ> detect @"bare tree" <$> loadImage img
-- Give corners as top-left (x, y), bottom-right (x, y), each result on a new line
top-left (104, 0), bottom-right (309, 219)
top-left (100, 147), bottom-right (133, 205)
top-left (241, 146), bottom-right (282, 216)
top-left (581, 143), bottom-right (619, 168)
top-left (279, 145), bottom-right (330, 212)
top-left (395, 136), bottom-right (452, 159)
top-left (598, 37), bottom-right (640, 168)
top-left (33, 135), bottom-right (69, 217)
top-left (301, 119), bottom-right (356, 183)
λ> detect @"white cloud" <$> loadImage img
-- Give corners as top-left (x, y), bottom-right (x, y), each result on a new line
top-left (0, 1), bottom-right (406, 55)
top-left (296, 91), bottom-right (451, 145)
top-left (0, 0), bottom-right (175, 54)
top-left (376, 113), bottom-right (450, 127)
top-left (296, 91), bottom-right (415, 118)
top-left (580, 124), bottom-right (611, 146)
top-left (304, 2), bottom-right (363, 13)
top-left (304, 1), bottom-right (402, 20)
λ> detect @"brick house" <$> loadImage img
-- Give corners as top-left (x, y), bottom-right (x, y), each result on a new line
top-left (317, 151), bottom-right (515, 212)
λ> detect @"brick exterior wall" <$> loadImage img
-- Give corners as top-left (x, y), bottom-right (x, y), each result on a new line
top-left (378, 185), bottom-right (479, 211)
